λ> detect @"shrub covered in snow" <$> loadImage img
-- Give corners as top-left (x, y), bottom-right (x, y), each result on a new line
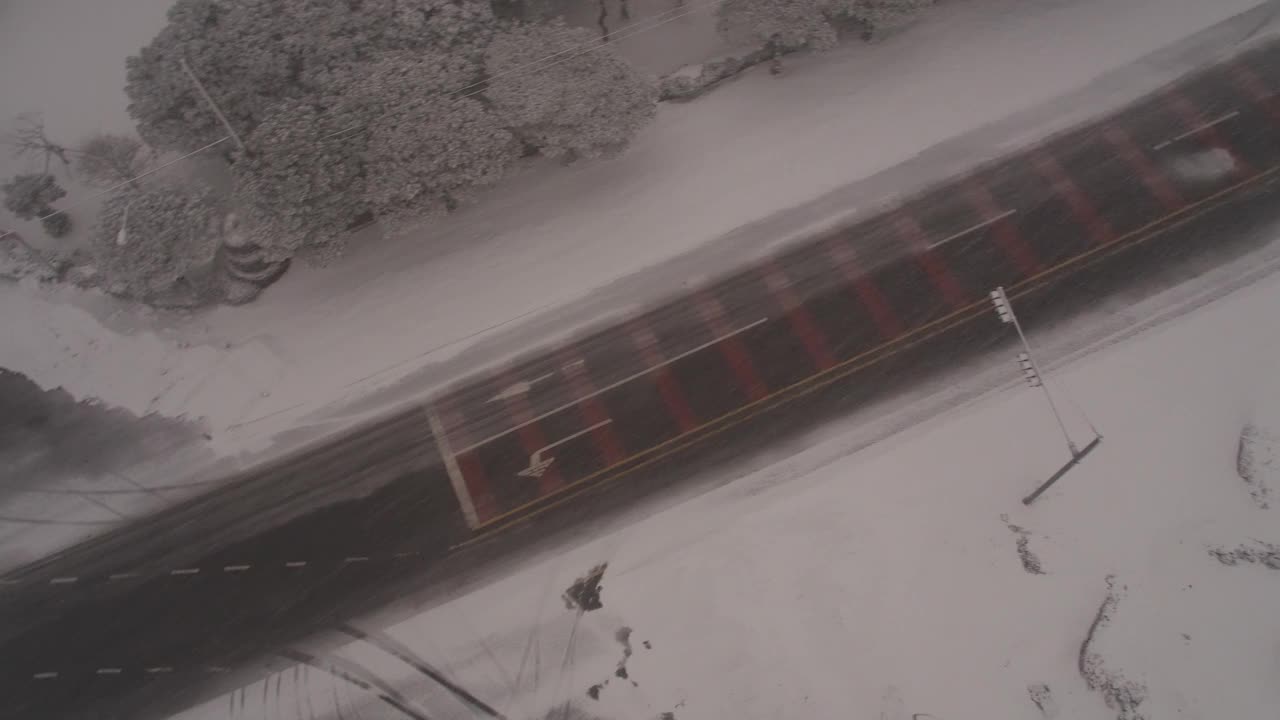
top-left (40, 212), bottom-right (72, 239)
top-left (716, 0), bottom-right (934, 55)
top-left (485, 21), bottom-right (658, 161)
top-left (718, 0), bottom-right (836, 53)
top-left (829, 0), bottom-right (934, 39)
top-left (0, 231), bottom-right (60, 283)
top-left (659, 47), bottom-right (778, 101)
top-left (2, 173), bottom-right (67, 231)
top-left (91, 184), bottom-right (224, 303)
top-left (341, 51), bottom-right (521, 225)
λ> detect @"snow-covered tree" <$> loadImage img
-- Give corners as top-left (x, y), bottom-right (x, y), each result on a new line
top-left (716, 0), bottom-right (836, 54)
top-left (125, 0), bottom-right (496, 154)
top-left (230, 98), bottom-right (369, 262)
top-left (337, 52), bottom-right (520, 224)
top-left (716, 0), bottom-right (932, 55)
top-left (231, 48), bottom-right (520, 260)
top-left (483, 21), bottom-right (657, 160)
top-left (828, 0), bottom-right (932, 39)
top-left (76, 133), bottom-right (153, 189)
top-left (91, 184), bottom-right (223, 300)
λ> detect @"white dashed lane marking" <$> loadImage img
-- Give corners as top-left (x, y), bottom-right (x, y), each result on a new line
top-left (1, 547), bottom-right (428, 590)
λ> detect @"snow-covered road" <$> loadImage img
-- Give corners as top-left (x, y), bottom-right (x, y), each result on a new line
top-left (172, 241), bottom-right (1280, 720)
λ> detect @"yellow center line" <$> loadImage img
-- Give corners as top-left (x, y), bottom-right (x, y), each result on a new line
top-left (454, 163), bottom-right (1279, 546)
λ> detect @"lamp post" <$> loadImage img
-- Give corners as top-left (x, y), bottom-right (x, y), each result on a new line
top-left (989, 286), bottom-right (1103, 505)
top-left (990, 287), bottom-right (1077, 455)
top-left (115, 197), bottom-right (136, 247)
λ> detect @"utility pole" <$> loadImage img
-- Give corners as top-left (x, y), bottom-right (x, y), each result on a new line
top-left (989, 287), bottom-right (1103, 504)
top-left (179, 56), bottom-right (248, 155)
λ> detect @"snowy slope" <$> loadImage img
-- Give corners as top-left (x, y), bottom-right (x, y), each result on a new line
top-left (2, 0), bottom-right (1273, 459)
top-left (171, 256), bottom-right (1280, 720)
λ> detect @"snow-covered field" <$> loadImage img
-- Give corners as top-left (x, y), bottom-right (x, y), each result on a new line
top-left (2, 0), bottom-right (1271, 462)
top-left (173, 258), bottom-right (1280, 720)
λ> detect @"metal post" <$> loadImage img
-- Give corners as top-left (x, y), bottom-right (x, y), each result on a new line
top-left (999, 288), bottom-right (1078, 456)
top-left (179, 57), bottom-right (248, 155)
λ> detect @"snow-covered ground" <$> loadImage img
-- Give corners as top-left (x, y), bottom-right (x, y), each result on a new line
top-left (172, 253), bottom-right (1280, 720)
top-left (2, 0), bottom-right (1272, 463)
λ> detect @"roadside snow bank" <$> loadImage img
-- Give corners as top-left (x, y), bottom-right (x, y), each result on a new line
top-left (1237, 338), bottom-right (1280, 507)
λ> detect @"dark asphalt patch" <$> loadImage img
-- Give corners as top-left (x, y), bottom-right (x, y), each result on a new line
top-left (562, 563), bottom-right (607, 612)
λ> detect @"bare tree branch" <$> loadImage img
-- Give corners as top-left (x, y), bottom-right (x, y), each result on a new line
top-left (4, 113), bottom-right (74, 177)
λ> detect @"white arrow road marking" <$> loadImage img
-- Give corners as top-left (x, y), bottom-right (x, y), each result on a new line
top-left (487, 372), bottom-right (555, 403)
top-left (517, 419), bottom-right (614, 479)
top-left (460, 318), bottom-right (767, 454)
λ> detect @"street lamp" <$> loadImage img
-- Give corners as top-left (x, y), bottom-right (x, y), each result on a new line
top-left (989, 286), bottom-right (1103, 504)
top-left (115, 197), bottom-right (136, 247)
top-left (989, 287), bottom-right (1077, 455)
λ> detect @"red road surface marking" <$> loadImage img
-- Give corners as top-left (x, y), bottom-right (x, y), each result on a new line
top-left (759, 260), bottom-right (837, 371)
top-left (628, 320), bottom-right (700, 433)
top-left (694, 292), bottom-right (769, 402)
top-left (890, 213), bottom-right (970, 309)
top-left (556, 349), bottom-right (627, 465)
top-left (961, 182), bottom-right (1043, 276)
top-left (1101, 124), bottom-right (1186, 211)
top-left (1031, 150), bottom-right (1115, 245)
top-left (1226, 60), bottom-right (1280, 124)
top-left (824, 236), bottom-right (904, 340)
